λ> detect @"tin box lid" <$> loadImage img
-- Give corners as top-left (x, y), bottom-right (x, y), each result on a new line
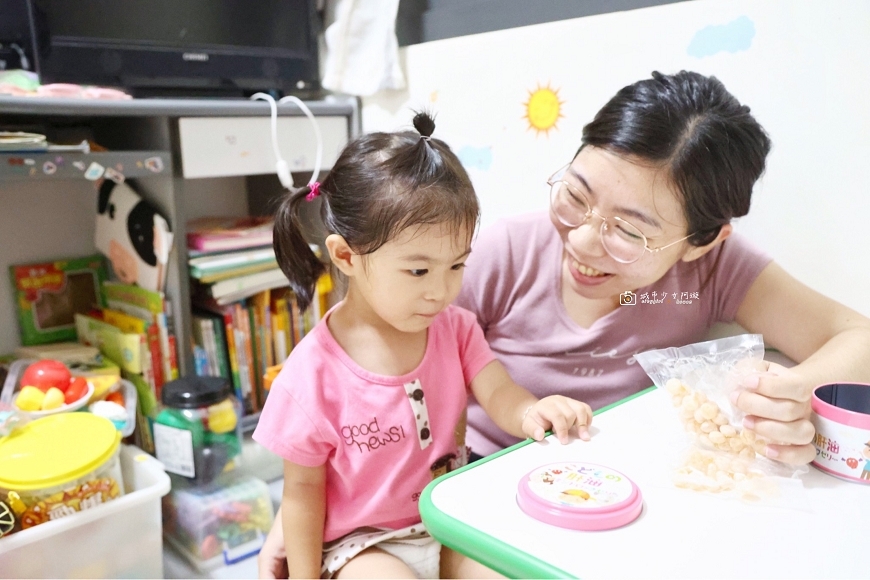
top-left (0, 412), bottom-right (120, 491)
top-left (517, 461), bottom-right (643, 531)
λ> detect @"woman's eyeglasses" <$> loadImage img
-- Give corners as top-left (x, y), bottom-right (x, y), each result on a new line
top-left (547, 164), bottom-right (691, 264)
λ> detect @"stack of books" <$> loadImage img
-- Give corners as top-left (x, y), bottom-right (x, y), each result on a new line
top-left (74, 281), bottom-right (179, 454)
top-left (190, 247), bottom-right (287, 304)
top-left (187, 216), bottom-right (285, 305)
top-left (186, 216), bottom-right (332, 416)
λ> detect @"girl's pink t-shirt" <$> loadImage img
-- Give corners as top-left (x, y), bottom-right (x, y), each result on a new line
top-left (253, 304), bottom-right (495, 541)
top-left (455, 212), bottom-right (773, 456)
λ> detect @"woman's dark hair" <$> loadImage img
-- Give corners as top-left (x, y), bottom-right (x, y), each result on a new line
top-left (580, 70), bottom-right (771, 247)
top-left (274, 112), bottom-right (479, 310)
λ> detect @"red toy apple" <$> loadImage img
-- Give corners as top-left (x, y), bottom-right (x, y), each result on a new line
top-left (21, 359), bottom-right (72, 393)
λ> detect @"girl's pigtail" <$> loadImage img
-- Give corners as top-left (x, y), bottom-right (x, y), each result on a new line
top-left (273, 184), bottom-right (326, 311)
top-left (412, 111), bottom-right (436, 141)
top-left (387, 111), bottom-right (442, 180)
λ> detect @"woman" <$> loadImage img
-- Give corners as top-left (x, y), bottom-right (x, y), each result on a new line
top-left (457, 70), bottom-right (870, 465)
top-left (259, 70), bottom-right (870, 578)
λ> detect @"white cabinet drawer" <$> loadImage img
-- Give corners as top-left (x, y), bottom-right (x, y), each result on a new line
top-left (178, 116), bottom-right (349, 179)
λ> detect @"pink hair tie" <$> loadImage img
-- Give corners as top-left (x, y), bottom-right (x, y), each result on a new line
top-left (305, 181), bottom-right (321, 202)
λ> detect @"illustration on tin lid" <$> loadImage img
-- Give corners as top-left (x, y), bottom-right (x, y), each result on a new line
top-left (526, 462), bottom-right (634, 509)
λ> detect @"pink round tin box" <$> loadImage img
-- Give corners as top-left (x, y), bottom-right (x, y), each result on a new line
top-left (810, 382), bottom-right (870, 484)
top-left (517, 462), bottom-right (643, 531)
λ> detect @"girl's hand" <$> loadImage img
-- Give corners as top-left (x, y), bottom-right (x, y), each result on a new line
top-left (730, 361), bottom-right (816, 465)
top-left (257, 509), bottom-right (288, 579)
top-left (522, 395), bottom-right (593, 444)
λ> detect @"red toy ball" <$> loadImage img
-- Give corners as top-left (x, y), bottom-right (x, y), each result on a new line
top-left (21, 359), bottom-right (72, 393)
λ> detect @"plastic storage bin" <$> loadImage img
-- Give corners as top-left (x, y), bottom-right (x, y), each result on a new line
top-left (0, 445), bottom-right (170, 578)
top-left (163, 473), bottom-right (274, 571)
top-left (0, 413), bottom-right (124, 532)
top-left (1, 358), bottom-right (137, 437)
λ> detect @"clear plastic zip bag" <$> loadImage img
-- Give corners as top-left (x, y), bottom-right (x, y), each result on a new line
top-left (635, 334), bottom-right (808, 506)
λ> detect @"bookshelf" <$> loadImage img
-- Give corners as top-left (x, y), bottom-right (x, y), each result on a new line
top-left (0, 96), bottom-right (359, 425)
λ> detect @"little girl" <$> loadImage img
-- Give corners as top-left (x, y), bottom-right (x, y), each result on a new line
top-left (253, 112), bottom-right (592, 579)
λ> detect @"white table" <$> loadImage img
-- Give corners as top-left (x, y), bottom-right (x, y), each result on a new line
top-left (420, 388), bottom-right (867, 579)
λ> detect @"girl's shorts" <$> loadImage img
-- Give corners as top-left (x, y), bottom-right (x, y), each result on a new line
top-left (321, 523), bottom-right (440, 579)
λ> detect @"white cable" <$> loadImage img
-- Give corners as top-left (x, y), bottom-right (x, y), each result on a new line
top-left (250, 92), bottom-right (293, 189)
top-left (249, 92), bottom-right (324, 191)
top-left (10, 43), bottom-right (30, 70)
top-left (279, 95), bottom-right (324, 187)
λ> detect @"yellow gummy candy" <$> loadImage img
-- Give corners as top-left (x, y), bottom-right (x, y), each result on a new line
top-left (207, 399), bottom-right (238, 434)
top-left (41, 387), bottom-right (65, 410)
top-left (15, 386), bottom-right (45, 411)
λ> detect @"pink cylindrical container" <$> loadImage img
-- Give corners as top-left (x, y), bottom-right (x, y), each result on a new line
top-left (516, 462), bottom-right (643, 531)
top-left (810, 382), bottom-right (870, 484)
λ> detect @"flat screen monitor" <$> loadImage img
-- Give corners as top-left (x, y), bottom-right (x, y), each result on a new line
top-left (29, 0), bottom-right (320, 97)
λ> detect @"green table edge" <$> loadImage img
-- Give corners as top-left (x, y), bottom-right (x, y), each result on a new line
top-left (420, 386), bottom-right (657, 579)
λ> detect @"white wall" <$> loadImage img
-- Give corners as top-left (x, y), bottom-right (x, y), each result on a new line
top-left (362, 0), bottom-right (870, 317)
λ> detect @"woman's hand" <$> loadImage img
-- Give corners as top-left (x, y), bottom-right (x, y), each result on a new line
top-left (730, 361), bottom-right (816, 465)
top-left (522, 395), bottom-right (593, 444)
top-left (257, 508), bottom-right (288, 579)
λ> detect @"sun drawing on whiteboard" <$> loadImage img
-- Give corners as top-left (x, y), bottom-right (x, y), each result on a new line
top-left (524, 84), bottom-right (564, 136)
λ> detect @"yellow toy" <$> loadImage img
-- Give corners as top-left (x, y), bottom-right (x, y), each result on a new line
top-left (41, 387), bottom-right (65, 410)
top-left (206, 400), bottom-right (237, 434)
top-left (7, 492), bottom-right (26, 515)
top-left (15, 386), bottom-right (45, 411)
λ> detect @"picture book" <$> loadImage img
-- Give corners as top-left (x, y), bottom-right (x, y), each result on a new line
top-left (189, 247), bottom-right (278, 283)
top-left (192, 309), bottom-right (231, 380)
top-left (10, 254), bottom-right (107, 345)
top-left (103, 307), bottom-right (166, 395)
top-left (210, 268), bottom-right (288, 303)
top-left (189, 247), bottom-right (276, 272)
top-left (271, 295), bottom-right (291, 363)
top-left (191, 267), bottom-right (290, 306)
top-left (103, 281), bottom-right (177, 383)
top-left (192, 261), bottom-right (278, 284)
top-left (15, 341), bottom-right (101, 363)
top-left (74, 313), bottom-right (144, 375)
top-left (186, 216), bottom-right (274, 252)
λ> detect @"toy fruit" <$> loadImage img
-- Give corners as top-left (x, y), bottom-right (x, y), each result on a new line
top-left (20, 360), bottom-right (71, 393)
top-left (15, 386), bottom-right (45, 411)
top-left (64, 377), bottom-right (89, 405)
top-left (105, 391), bottom-right (124, 406)
top-left (41, 387), bottom-right (65, 410)
top-left (0, 500), bottom-right (15, 538)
